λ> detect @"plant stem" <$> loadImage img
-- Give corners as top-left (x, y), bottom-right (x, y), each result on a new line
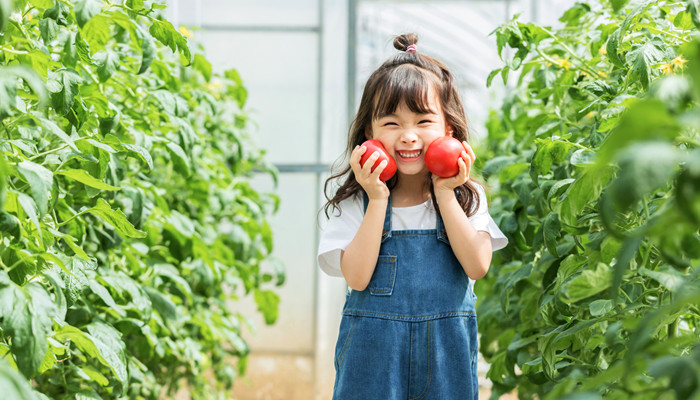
top-left (0, 121), bottom-right (10, 139)
top-left (29, 145), bottom-right (69, 161)
top-left (538, 28), bottom-right (607, 80)
top-left (668, 318), bottom-right (677, 338)
top-left (0, 46), bottom-right (29, 55)
top-left (57, 210), bottom-right (89, 227)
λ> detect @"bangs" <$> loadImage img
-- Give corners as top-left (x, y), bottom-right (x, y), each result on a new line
top-left (372, 65), bottom-right (441, 120)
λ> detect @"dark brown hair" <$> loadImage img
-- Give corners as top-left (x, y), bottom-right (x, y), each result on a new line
top-left (323, 33), bottom-right (481, 218)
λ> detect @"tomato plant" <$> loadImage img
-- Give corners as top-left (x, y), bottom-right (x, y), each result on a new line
top-left (360, 139), bottom-right (397, 181)
top-left (0, 0), bottom-right (282, 399)
top-left (477, 1), bottom-right (700, 399)
top-left (425, 136), bottom-right (463, 177)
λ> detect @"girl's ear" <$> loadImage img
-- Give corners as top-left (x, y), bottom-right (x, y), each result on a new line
top-left (446, 122), bottom-right (454, 136)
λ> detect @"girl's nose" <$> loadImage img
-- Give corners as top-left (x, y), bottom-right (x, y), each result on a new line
top-left (400, 131), bottom-right (418, 143)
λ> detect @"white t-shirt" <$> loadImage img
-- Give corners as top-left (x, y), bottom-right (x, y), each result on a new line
top-left (317, 184), bottom-right (508, 278)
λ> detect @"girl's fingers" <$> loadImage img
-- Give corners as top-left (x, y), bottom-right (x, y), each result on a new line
top-left (361, 151), bottom-right (381, 174)
top-left (462, 141), bottom-right (476, 163)
top-left (370, 159), bottom-right (388, 178)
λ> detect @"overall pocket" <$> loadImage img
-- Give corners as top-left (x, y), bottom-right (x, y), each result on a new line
top-left (368, 254), bottom-right (397, 296)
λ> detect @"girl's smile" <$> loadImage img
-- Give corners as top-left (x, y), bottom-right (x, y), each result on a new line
top-left (369, 87), bottom-right (452, 178)
top-left (395, 149), bottom-right (422, 161)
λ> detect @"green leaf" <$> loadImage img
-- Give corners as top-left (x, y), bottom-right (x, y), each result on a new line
top-left (73, 0), bottom-right (102, 27)
top-left (57, 255), bottom-right (95, 304)
top-left (16, 193), bottom-right (42, 243)
top-left (589, 299), bottom-right (613, 316)
top-left (0, 153), bottom-right (6, 209)
top-left (596, 100), bottom-right (678, 165)
top-left (531, 139), bottom-right (572, 177)
top-left (611, 0), bottom-right (628, 13)
top-left (137, 24), bottom-right (156, 74)
top-left (487, 68), bottom-right (501, 87)
top-left (56, 168), bottom-right (121, 190)
top-left (55, 324), bottom-right (125, 383)
top-left (583, 80), bottom-right (616, 97)
top-left (0, 211), bottom-right (20, 240)
top-left (86, 198), bottom-right (147, 238)
top-left (0, 0), bottom-right (10, 33)
top-left (565, 263), bottom-right (612, 303)
top-left (0, 359), bottom-right (38, 400)
top-left (165, 210), bottom-right (195, 238)
top-left (0, 66), bottom-right (49, 114)
top-left (638, 267), bottom-right (685, 292)
top-left (688, 0), bottom-right (700, 29)
top-left (149, 19), bottom-right (191, 62)
top-left (0, 75), bottom-right (18, 119)
top-left (86, 279), bottom-right (121, 316)
top-left (37, 117), bottom-right (80, 152)
top-left (609, 142), bottom-right (680, 210)
top-left (18, 160), bottom-right (54, 216)
top-left (50, 69), bottom-right (82, 115)
top-left (80, 365), bottom-right (109, 387)
top-left (672, 11), bottom-right (695, 30)
top-left (605, 3), bottom-right (649, 68)
top-left (542, 213), bottom-right (561, 257)
top-left (82, 14), bottom-right (111, 52)
top-left (193, 54), bottom-right (212, 82)
top-left (86, 322), bottom-right (128, 384)
top-left (0, 272), bottom-right (56, 378)
top-left (121, 143), bottom-right (153, 170)
top-left (166, 141), bottom-right (190, 176)
top-left (499, 162), bottom-right (528, 183)
top-left (253, 289), bottom-right (280, 325)
top-left (144, 286), bottom-right (177, 321)
top-left (610, 235), bottom-right (642, 300)
top-left (559, 165), bottom-right (614, 225)
top-left (43, 1), bottom-right (69, 25)
top-left (54, 325), bottom-right (101, 359)
top-left (100, 270), bottom-right (152, 316)
top-left (39, 18), bottom-right (59, 45)
top-left (30, 0), bottom-right (53, 8)
top-left (625, 38), bottom-right (665, 89)
top-left (18, 50), bottom-right (50, 79)
top-left (41, 269), bottom-right (67, 322)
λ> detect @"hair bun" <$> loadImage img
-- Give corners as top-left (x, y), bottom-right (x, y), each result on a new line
top-left (393, 33), bottom-right (419, 52)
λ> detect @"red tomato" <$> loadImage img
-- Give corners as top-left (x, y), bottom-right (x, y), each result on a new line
top-left (359, 139), bottom-right (397, 181)
top-left (425, 136), bottom-right (464, 178)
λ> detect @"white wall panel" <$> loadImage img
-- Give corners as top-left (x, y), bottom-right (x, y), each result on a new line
top-left (194, 31), bottom-right (319, 165)
top-left (172, 0), bottom-right (319, 27)
top-left (237, 173), bottom-right (318, 353)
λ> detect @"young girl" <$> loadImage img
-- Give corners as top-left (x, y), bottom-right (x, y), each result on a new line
top-left (318, 33), bottom-right (508, 399)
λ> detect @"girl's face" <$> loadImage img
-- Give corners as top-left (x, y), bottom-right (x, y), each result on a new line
top-left (368, 87), bottom-right (452, 178)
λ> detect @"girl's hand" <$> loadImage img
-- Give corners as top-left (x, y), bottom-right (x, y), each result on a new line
top-left (432, 141), bottom-right (476, 195)
top-left (350, 145), bottom-right (390, 200)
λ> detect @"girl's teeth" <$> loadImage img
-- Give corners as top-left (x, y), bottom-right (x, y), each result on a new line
top-left (399, 151), bottom-right (420, 158)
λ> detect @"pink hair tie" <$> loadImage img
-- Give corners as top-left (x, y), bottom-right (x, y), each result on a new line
top-left (405, 44), bottom-right (417, 54)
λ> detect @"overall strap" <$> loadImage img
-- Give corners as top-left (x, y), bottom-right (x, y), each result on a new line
top-left (434, 190), bottom-right (460, 244)
top-left (435, 208), bottom-right (449, 244)
top-left (362, 191), bottom-right (392, 243)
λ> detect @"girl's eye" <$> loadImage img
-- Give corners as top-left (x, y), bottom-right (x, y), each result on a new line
top-left (383, 122), bottom-right (398, 126)
top-left (419, 120), bottom-right (432, 124)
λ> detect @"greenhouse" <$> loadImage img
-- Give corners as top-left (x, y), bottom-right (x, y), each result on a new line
top-left (1, 0), bottom-right (699, 399)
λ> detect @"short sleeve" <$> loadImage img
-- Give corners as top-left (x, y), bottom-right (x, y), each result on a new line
top-left (469, 184), bottom-right (508, 252)
top-left (317, 196), bottom-right (364, 277)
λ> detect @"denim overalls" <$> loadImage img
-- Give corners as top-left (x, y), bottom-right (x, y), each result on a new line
top-left (333, 195), bottom-right (479, 400)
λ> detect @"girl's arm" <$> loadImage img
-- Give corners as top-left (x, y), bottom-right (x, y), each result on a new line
top-left (341, 198), bottom-right (388, 290)
top-left (435, 191), bottom-right (492, 280)
top-left (340, 146), bottom-right (391, 290)
top-left (434, 142), bottom-right (493, 280)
